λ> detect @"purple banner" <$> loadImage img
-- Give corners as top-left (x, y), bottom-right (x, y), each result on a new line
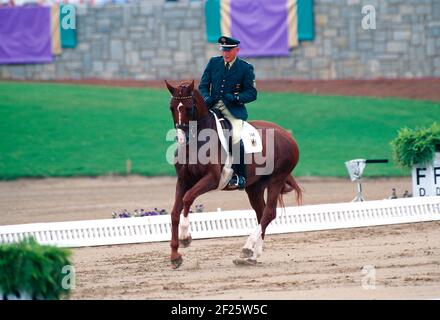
top-left (0, 6), bottom-right (53, 64)
top-left (230, 0), bottom-right (289, 57)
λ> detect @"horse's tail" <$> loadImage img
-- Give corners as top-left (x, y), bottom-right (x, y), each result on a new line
top-left (278, 175), bottom-right (303, 209)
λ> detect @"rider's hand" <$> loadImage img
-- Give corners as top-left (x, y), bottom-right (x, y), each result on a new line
top-left (204, 96), bottom-right (214, 108)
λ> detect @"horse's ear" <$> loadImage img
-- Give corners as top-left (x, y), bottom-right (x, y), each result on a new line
top-left (165, 80), bottom-right (175, 95)
top-left (188, 80), bottom-right (195, 92)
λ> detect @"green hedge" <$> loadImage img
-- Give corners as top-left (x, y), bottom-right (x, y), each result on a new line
top-left (0, 238), bottom-right (72, 300)
top-left (391, 122), bottom-right (440, 168)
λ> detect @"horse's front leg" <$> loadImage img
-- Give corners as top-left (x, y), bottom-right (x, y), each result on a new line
top-left (175, 173), bottom-right (219, 259)
top-left (179, 214), bottom-right (192, 248)
top-left (170, 180), bottom-right (186, 269)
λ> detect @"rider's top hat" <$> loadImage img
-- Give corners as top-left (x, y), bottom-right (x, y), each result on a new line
top-left (218, 36), bottom-right (240, 51)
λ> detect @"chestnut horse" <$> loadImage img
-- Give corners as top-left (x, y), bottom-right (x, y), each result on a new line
top-left (166, 80), bottom-right (302, 269)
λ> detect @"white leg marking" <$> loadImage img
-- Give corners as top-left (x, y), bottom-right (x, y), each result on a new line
top-left (179, 215), bottom-right (190, 240)
top-left (253, 236), bottom-right (264, 259)
top-left (243, 225), bottom-right (264, 258)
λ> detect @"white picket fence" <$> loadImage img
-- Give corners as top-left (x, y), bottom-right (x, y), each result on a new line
top-left (0, 196), bottom-right (439, 248)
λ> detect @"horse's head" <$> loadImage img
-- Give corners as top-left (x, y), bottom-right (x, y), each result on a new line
top-left (165, 80), bottom-right (207, 145)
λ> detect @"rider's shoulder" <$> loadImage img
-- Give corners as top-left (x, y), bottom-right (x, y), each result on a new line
top-left (237, 58), bottom-right (254, 68)
top-left (238, 57), bottom-right (250, 64)
top-left (210, 56), bottom-right (223, 63)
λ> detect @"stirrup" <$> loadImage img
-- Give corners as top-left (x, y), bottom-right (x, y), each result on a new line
top-left (227, 174), bottom-right (239, 188)
top-left (227, 174), bottom-right (246, 190)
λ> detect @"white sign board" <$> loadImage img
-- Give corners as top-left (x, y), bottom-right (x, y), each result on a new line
top-left (412, 152), bottom-right (440, 197)
top-left (345, 159), bottom-right (366, 181)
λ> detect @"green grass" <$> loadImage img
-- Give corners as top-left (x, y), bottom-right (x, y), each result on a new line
top-left (0, 81), bottom-right (439, 179)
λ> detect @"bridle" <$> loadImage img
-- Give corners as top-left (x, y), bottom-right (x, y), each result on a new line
top-left (171, 95), bottom-right (198, 130)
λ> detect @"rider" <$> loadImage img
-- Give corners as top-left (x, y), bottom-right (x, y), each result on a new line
top-left (199, 36), bottom-right (257, 190)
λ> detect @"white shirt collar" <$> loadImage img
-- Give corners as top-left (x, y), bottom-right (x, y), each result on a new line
top-left (224, 57), bottom-right (237, 68)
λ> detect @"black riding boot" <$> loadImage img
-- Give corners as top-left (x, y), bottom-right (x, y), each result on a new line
top-left (228, 140), bottom-right (246, 190)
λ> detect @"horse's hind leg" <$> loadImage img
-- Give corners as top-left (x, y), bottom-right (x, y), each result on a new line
top-left (260, 178), bottom-right (285, 239)
top-left (241, 182), bottom-right (266, 259)
top-left (234, 179), bottom-right (284, 265)
top-left (245, 182), bottom-right (266, 223)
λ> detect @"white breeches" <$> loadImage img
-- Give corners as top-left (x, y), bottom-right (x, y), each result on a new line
top-left (214, 100), bottom-right (243, 145)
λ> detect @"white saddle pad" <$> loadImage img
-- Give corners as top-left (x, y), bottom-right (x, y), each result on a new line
top-left (241, 121), bottom-right (263, 154)
top-left (210, 111), bottom-right (262, 154)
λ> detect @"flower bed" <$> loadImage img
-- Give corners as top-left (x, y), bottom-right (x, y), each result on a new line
top-left (112, 204), bottom-right (204, 218)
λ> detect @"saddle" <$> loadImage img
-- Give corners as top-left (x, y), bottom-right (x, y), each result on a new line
top-left (210, 110), bottom-right (263, 155)
top-left (210, 110), bottom-right (262, 190)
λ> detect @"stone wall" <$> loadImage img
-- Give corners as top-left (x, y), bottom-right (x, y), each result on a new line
top-left (0, 0), bottom-right (439, 81)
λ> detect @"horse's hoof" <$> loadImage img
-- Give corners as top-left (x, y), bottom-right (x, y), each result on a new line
top-left (240, 248), bottom-right (253, 259)
top-left (179, 235), bottom-right (192, 248)
top-left (233, 258), bottom-right (257, 266)
top-left (171, 255), bottom-right (183, 269)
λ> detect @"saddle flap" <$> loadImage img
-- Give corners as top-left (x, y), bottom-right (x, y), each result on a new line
top-left (210, 110), bottom-right (229, 153)
top-left (241, 122), bottom-right (263, 154)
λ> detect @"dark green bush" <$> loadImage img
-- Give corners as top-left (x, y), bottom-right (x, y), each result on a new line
top-left (391, 122), bottom-right (440, 168)
top-left (0, 238), bottom-right (72, 300)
